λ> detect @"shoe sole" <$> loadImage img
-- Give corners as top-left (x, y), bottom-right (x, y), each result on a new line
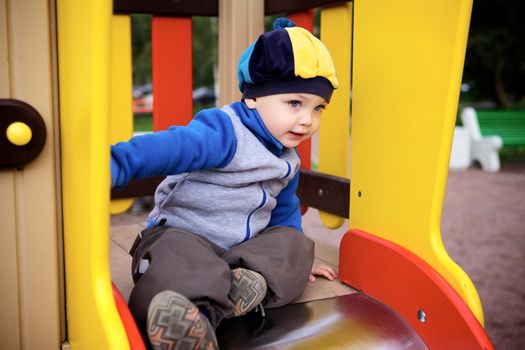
top-left (147, 290), bottom-right (218, 350)
top-left (229, 268), bottom-right (267, 316)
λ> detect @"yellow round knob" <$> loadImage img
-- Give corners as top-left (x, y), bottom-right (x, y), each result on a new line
top-left (6, 121), bottom-right (33, 146)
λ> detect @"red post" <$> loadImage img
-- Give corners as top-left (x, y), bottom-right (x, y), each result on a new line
top-left (288, 10), bottom-right (314, 172)
top-left (151, 17), bottom-right (193, 131)
top-left (289, 10), bottom-right (315, 214)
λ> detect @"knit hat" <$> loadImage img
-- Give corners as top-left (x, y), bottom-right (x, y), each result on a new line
top-left (238, 18), bottom-right (339, 102)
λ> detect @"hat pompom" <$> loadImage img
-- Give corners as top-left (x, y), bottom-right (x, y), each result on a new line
top-left (273, 17), bottom-right (295, 30)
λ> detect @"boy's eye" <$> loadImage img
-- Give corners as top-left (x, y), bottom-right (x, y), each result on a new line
top-left (315, 105), bottom-right (326, 112)
top-left (288, 100), bottom-right (301, 108)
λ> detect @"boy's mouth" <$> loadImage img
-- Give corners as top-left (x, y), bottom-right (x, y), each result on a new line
top-left (289, 131), bottom-right (306, 137)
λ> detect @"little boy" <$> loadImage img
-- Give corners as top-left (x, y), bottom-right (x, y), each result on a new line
top-left (111, 18), bottom-right (338, 350)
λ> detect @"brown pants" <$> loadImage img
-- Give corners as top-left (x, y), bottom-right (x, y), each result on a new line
top-left (128, 224), bottom-right (314, 333)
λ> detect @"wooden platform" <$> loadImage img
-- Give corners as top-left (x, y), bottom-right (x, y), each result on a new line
top-left (110, 209), bottom-right (355, 303)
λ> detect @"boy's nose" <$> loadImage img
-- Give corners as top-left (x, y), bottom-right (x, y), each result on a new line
top-left (299, 112), bottom-right (313, 126)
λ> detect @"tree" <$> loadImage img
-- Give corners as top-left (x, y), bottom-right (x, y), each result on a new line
top-left (130, 15), bottom-right (218, 89)
top-left (131, 15), bottom-right (152, 85)
top-left (192, 17), bottom-right (217, 89)
top-left (462, 0), bottom-right (525, 108)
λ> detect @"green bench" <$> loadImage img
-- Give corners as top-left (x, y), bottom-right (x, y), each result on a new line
top-left (475, 110), bottom-right (525, 149)
top-left (460, 108), bottom-right (525, 172)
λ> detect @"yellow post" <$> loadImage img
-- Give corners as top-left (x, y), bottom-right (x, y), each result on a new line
top-left (57, 0), bottom-right (130, 348)
top-left (319, 3), bottom-right (352, 228)
top-left (349, 0), bottom-right (483, 323)
top-left (109, 14), bottom-right (134, 214)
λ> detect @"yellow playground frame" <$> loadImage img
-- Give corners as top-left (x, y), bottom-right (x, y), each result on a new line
top-left (1, 0), bottom-right (493, 349)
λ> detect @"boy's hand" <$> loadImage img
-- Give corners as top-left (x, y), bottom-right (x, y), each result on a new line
top-left (309, 264), bottom-right (337, 282)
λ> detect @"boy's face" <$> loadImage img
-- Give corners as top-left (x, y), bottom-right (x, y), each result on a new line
top-left (245, 93), bottom-right (327, 148)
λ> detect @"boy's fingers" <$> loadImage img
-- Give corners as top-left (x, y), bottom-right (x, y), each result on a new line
top-left (321, 270), bottom-right (336, 280)
top-left (312, 266), bottom-right (338, 280)
top-left (309, 273), bottom-right (316, 282)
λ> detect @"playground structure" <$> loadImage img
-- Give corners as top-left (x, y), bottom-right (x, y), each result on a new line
top-left (0, 0), bottom-right (495, 349)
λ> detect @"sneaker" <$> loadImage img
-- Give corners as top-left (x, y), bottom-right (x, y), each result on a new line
top-left (147, 290), bottom-right (218, 350)
top-left (228, 268), bottom-right (267, 317)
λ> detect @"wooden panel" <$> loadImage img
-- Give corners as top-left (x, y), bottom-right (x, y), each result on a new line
top-left (0, 0), bottom-right (9, 94)
top-left (0, 10), bottom-right (23, 333)
top-left (0, 22), bottom-right (16, 350)
top-left (111, 170), bottom-right (351, 219)
top-left (0, 0), bottom-right (63, 348)
top-left (0, 173), bottom-right (21, 350)
top-left (266, 0), bottom-right (350, 15)
top-left (297, 169), bottom-right (350, 218)
top-left (111, 176), bottom-right (164, 199)
top-left (114, 0), bottom-right (219, 17)
top-left (152, 17), bottom-right (193, 130)
top-left (113, 0), bottom-right (349, 16)
top-left (218, 0), bottom-right (264, 106)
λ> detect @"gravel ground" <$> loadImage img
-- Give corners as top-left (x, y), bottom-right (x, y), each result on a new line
top-left (441, 162), bottom-right (525, 350)
top-left (111, 161), bottom-right (525, 349)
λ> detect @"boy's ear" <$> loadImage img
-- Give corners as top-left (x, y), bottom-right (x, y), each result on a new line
top-left (244, 98), bottom-right (257, 109)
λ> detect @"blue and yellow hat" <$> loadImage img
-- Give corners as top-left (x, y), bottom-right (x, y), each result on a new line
top-left (238, 18), bottom-right (339, 102)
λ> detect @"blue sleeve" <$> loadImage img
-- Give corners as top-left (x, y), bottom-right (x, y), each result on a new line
top-left (110, 108), bottom-right (237, 188)
top-left (268, 172), bottom-right (303, 233)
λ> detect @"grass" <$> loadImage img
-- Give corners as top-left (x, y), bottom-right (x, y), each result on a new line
top-left (134, 113), bottom-right (153, 132)
top-left (133, 104), bottom-right (214, 133)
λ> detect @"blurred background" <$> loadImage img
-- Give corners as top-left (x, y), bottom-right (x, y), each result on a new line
top-left (129, 0), bottom-right (524, 135)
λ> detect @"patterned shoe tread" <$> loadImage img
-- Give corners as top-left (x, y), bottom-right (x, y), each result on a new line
top-left (147, 290), bottom-right (218, 350)
top-left (229, 268), bottom-right (268, 317)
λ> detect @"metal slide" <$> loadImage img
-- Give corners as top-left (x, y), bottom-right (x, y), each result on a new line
top-left (217, 294), bottom-right (428, 349)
